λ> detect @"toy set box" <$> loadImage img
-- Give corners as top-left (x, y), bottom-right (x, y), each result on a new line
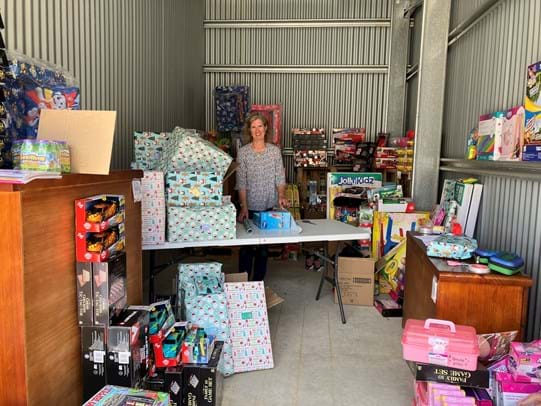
top-left (525, 61), bottom-right (541, 146)
top-left (133, 131), bottom-right (170, 170)
top-left (164, 365), bottom-right (184, 406)
top-left (402, 319), bottom-right (480, 371)
top-left (508, 340), bottom-right (541, 383)
top-left (414, 363), bottom-right (490, 389)
top-left (181, 326), bottom-right (216, 365)
top-left (167, 202), bottom-right (236, 242)
top-left (142, 171), bottom-right (166, 245)
top-left (76, 223), bottom-right (126, 262)
top-left (80, 326), bottom-right (107, 403)
top-left (75, 195), bottom-right (125, 233)
top-left (477, 112), bottom-right (505, 160)
top-left (494, 372), bottom-right (541, 405)
top-left (83, 385), bottom-right (170, 406)
top-left (182, 341), bottom-right (224, 406)
top-left (130, 300), bottom-right (176, 344)
top-left (166, 171), bottom-right (223, 207)
top-left (522, 144), bottom-right (541, 161)
top-left (249, 104), bottom-right (282, 146)
top-left (76, 262), bottom-right (94, 325)
top-left (252, 209), bottom-right (292, 230)
top-left (153, 321), bottom-right (189, 368)
top-left (225, 281), bottom-right (274, 373)
top-left (92, 252), bottom-right (127, 326)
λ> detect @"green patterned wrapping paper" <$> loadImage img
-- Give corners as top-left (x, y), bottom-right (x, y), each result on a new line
top-left (426, 234), bottom-right (478, 260)
top-left (163, 127), bottom-right (232, 176)
top-left (167, 203), bottom-right (236, 242)
top-left (166, 171), bottom-right (223, 207)
top-left (133, 131), bottom-right (170, 170)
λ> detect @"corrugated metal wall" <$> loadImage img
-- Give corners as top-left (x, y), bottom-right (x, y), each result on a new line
top-left (2, 0), bottom-right (205, 169)
top-left (442, 0), bottom-right (541, 339)
top-left (204, 0), bottom-right (392, 180)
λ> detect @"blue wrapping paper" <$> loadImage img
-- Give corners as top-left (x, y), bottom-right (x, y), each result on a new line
top-left (214, 86), bottom-right (250, 132)
top-left (426, 234), bottom-right (478, 260)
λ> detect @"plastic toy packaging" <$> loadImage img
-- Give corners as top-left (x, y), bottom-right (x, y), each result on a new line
top-left (477, 330), bottom-right (518, 364)
top-left (467, 128), bottom-right (479, 160)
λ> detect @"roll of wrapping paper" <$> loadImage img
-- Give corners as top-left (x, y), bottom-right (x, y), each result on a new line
top-left (243, 219), bottom-right (254, 234)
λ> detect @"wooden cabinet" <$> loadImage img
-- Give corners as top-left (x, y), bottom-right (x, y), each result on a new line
top-left (0, 171), bottom-right (143, 406)
top-left (403, 233), bottom-right (532, 340)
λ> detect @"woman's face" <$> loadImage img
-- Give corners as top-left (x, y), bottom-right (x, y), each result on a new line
top-left (250, 119), bottom-right (266, 142)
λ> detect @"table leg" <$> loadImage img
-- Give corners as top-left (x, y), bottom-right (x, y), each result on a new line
top-left (149, 250), bottom-right (156, 304)
top-left (315, 245), bottom-right (327, 301)
top-left (334, 254), bottom-right (346, 324)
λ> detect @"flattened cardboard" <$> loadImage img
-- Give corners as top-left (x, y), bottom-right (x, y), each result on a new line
top-left (37, 110), bottom-right (117, 175)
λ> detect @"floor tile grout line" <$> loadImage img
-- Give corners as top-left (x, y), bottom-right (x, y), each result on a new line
top-left (293, 302), bottom-right (306, 406)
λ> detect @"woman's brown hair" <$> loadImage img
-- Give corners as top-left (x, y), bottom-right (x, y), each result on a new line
top-left (243, 112), bottom-right (270, 143)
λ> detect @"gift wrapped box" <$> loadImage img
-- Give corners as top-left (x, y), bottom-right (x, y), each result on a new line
top-left (225, 282), bottom-right (274, 373)
top-left (177, 262), bottom-right (225, 304)
top-left (250, 104), bottom-right (282, 146)
top-left (426, 234), bottom-right (478, 260)
top-left (215, 86), bottom-right (250, 132)
top-left (167, 203), bottom-right (236, 242)
top-left (163, 128), bottom-right (232, 177)
top-left (134, 132), bottom-right (170, 170)
top-left (166, 171), bottom-right (223, 207)
top-left (142, 171), bottom-right (165, 244)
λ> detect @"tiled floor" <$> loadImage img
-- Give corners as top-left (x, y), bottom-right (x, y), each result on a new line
top-left (220, 259), bottom-right (413, 406)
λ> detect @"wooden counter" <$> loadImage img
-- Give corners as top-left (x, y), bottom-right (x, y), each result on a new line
top-left (0, 170), bottom-right (143, 405)
top-left (403, 232), bottom-right (532, 340)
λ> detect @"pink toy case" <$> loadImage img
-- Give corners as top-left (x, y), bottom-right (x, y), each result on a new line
top-left (508, 340), bottom-right (541, 383)
top-left (402, 319), bottom-right (480, 371)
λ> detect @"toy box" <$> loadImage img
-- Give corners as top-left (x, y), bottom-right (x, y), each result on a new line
top-left (166, 171), bottom-right (223, 207)
top-left (402, 319), bottom-right (480, 371)
top-left (92, 252), bottom-right (127, 326)
top-left (376, 240), bottom-right (407, 296)
top-left (142, 171), bottom-right (166, 244)
top-left (134, 131), bottom-right (170, 170)
top-left (177, 262), bottom-right (224, 309)
top-left (181, 326), bottom-right (216, 365)
top-left (76, 262), bottom-right (93, 326)
top-left (80, 326), bottom-right (107, 403)
top-left (415, 363), bottom-right (490, 389)
top-left (163, 127), bottom-right (233, 176)
top-left (477, 112), bottom-right (505, 160)
top-left (225, 281), bottom-right (274, 373)
top-left (495, 372), bottom-right (541, 406)
top-left (215, 86), bottom-right (250, 133)
top-left (182, 342), bottom-right (224, 406)
top-left (524, 61), bottom-right (541, 145)
top-left (75, 194), bottom-right (125, 233)
top-left (107, 309), bottom-right (150, 388)
top-left (151, 321), bottom-right (189, 368)
top-left (76, 223), bottom-right (125, 262)
top-left (500, 106), bottom-right (524, 160)
top-left (522, 144), bottom-right (541, 161)
top-left (83, 385), bottom-right (170, 406)
top-left (164, 366), bottom-right (184, 406)
top-left (250, 104), bottom-right (282, 146)
top-left (130, 300), bottom-right (176, 344)
top-left (252, 209), bottom-right (292, 230)
top-left (167, 202), bottom-right (236, 242)
top-left (508, 340), bottom-right (541, 383)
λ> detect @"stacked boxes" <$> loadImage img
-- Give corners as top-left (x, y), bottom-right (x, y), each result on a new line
top-left (333, 128), bottom-right (366, 165)
top-left (142, 171), bottom-right (166, 245)
top-left (166, 172), bottom-right (223, 207)
top-left (292, 128), bottom-right (327, 167)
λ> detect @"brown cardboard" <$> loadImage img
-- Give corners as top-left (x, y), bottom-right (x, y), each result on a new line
top-left (37, 110), bottom-right (117, 175)
top-left (224, 272), bottom-right (248, 283)
top-left (334, 256), bottom-right (375, 306)
top-left (224, 273), bottom-right (284, 308)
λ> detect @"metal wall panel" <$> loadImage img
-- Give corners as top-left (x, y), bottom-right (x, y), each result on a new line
top-left (1, 0), bottom-right (204, 169)
top-left (450, 0), bottom-right (495, 29)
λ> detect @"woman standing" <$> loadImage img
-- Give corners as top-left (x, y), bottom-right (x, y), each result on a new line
top-left (236, 112), bottom-right (288, 281)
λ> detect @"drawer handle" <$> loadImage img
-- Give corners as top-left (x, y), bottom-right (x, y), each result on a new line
top-left (424, 318), bottom-right (456, 333)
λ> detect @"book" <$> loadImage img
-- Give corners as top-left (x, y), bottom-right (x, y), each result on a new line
top-left (0, 170), bottom-right (62, 184)
top-left (465, 183), bottom-right (483, 238)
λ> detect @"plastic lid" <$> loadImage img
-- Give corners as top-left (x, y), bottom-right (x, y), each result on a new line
top-left (402, 319), bottom-right (479, 354)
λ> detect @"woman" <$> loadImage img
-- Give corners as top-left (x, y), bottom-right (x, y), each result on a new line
top-left (236, 112), bottom-right (288, 281)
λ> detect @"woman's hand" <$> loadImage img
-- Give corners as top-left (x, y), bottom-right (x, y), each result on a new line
top-left (279, 197), bottom-right (290, 209)
top-left (237, 207), bottom-right (249, 222)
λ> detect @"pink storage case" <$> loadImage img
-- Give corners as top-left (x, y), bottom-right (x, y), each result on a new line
top-left (402, 319), bottom-right (480, 371)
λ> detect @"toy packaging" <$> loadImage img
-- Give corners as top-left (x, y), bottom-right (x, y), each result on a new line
top-left (153, 322), bottom-right (189, 368)
top-left (182, 341), bottom-right (224, 406)
top-left (477, 112), bottom-right (505, 160)
top-left (163, 127), bottom-right (233, 177)
top-left (133, 131), bottom-right (170, 170)
top-left (500, 106), bottom-right (524, 160)
top-left (478, 331), bottom-right (518, 364)
top-left (375, 239), bottom-right (407, 296)
top-left (166, 171), bottom-right (223, 207)
top-left (250, 104), bottom-right (282, 146)
top-left (76, 262), bottom-right (94, 326)
top-left (524, 61), bottom-right (541, 146)
top-left (494, 372), bottom-right (541, 406)
top-left (12, 139), bottom-right (62, 172)
top-left (83, 385), bottom-right (170, 406)
top-left (402, 319), bottom-right (480, 371)
top-left (164, 366), bottom-right (183, 406)
top-left (181, 326), bottom-right (216, 364)
top-left (292, 128), bottom-right (327, 167)
top-left (225, 281), bottom-right (274, 373)
top-left (426, 234), bottom-right (478, 260)
top-left (508, 340), bottom-right (541, 383)
top-left (327, 172), bottom-right (382, 221)
top-left (214, 85), bottom-right (250, 133)
top-left (76, 223), bottom-right (126, 262)
top-left (92, 252), bottom-right (127, 326)
top-left (167, 202), bottom-right (236, 242)
top-left (522, 144), bottom-right (541, 161)
top-left (130, 300), bottom-right (176, 344)
top-left (142, 171), bottom-right (166, 245)
top-left (252, 209), bottom-right (292, 230)
top-left (415, 363), bottom-right (490, 389)
top-left (80, 326), bottom-right (107, 403)
top-left (107, 309), bottom-right (150, 388)
top-left (75, 194), bottom-right (125, 233)
top-left (332, 128), bottom-right (367, 165)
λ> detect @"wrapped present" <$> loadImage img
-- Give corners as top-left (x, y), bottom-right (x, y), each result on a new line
top-left (215, 85), bottom-right (250, 132)
top-left (167, 203), bottom-right (236, 242)
top-left (250, 104), bottom-right (282, 146)
top-left (134, 132), bottom-right (170, 170)
top-left (166, 171), bottom-right (223, 207)
top-left (426, 234), bottom-right (478, 260)
top-left (142, 171), bottom-right (165, 244)
top-left (163, 127), bottom-right (233, 176)
top-left (177, 262), bottom-right (225, 305)
top-left (225, 282), bottom-right (274, 373)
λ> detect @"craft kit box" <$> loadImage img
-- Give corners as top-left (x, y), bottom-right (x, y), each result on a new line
top-left (182, 342), bottom-right (224, 406)
top-left (166, 171), bottom-right (223, 207)
top-left (81, 326), bottom-right (107, 403)
top-left (133, 131), bottom-right (170, 170)
top-left (107, 309), bottom-right (150, 388)
top-left (92, 252), bottom-right (127, 326)
top-left (77, 262), bottom-right (94, 326)
top-left (252, 209), bottom-right (292, 230)
top-left (334, 256), bottom-right (375, 306)
top-left (167, 203), bottom-right (236, 242)
top-left (525, 61), bottom-right (541, 145)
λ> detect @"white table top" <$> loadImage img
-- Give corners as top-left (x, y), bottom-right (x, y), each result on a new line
top-left (142, 219), bottom-right (370, 251)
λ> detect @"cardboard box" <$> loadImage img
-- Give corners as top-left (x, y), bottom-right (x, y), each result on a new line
top-left (166, 171), bottom-right (223, 207)
top-left (76, 223), bottom-right (126, 262)
top-left (522, 144), bottom-right (541, 161)
top-left (334, 256), bottom-right (375, 306)
top-left (80, 326), bottom-right (107, 403)
top-left (252, 209), bottom-right (292, 230)
top-left (93, 253), bottom-right (127, 326)
top-left (75, 194), bottom-right (125, 233)
top-left (167, 203), bottom-right (236, 242)
top-left (525, 61), bottom-right (541, 145)
top-left (415, 363), bottom-right (490, 389)
top-left (83, 385), bottom-right (170, 406)
top-left (77, 262), bottom-right (94, 326)
top-left (107, 309), bottom-right (150, 388)
top-left (164, 366), bottom-right (184, 406)
top-left (182, 342), bottom-right (224, 406)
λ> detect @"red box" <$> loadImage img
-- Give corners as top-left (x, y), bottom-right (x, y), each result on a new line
top-left (75, 194), bottom-right (125, 233)
top-left (250, 104), bottom-right (282, 146)
top-left (76, 223), bottom-right (125, 262)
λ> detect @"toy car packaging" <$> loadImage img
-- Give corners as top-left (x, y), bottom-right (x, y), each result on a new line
top-left (76, 223), bottom-right (125, 262)
top-left (130, 300), bottom-right (176, 344)
top-left (75, 194), bottom-right (125, 233)
top-left (152, 321), bottom-right (189, 368)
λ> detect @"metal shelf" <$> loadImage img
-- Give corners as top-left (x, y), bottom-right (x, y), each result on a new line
top-left (439, 158), bottom-right (541, 180)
